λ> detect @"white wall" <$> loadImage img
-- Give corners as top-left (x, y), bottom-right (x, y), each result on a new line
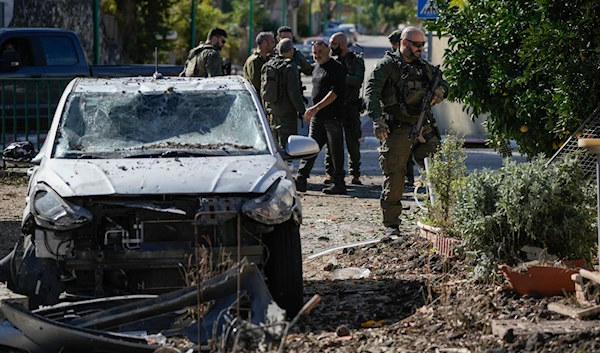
top-left (428, 33), bottom-right (489, 143)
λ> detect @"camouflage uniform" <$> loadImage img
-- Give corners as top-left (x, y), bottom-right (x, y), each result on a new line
top-left (291, 49), bottom-right (314, 77)
top-left (365, 51), bottom-right (449, 227)
top-left (243, 50), bottom-right (272, 94)
top-left (180, 43), bottom-right (223, 78)
top-left (325, 51), bottom-right (365, 180)
top-left (261, 55), bottom-right (306, 148)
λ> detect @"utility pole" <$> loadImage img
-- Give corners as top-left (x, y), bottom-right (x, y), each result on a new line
top-left (282, 0), bottom-right (287, 26)
top-left (308, 0), bottom-right (313, 36)
top-left (373, 0), bottom-right (378, 35)
top-left (323, 0), bottom-right (328, 32)
top-left (190, 0), bottom-right (197, 49)
top-left (357, 6), bottom-right (363, 33)
top-left (248, 0), bottom-right (254, 57)
top-left (93, 0), bottom-right (99, 65)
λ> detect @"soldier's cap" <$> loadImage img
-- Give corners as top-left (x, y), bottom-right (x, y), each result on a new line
top-left (388, 30), bottom-right (402, 43)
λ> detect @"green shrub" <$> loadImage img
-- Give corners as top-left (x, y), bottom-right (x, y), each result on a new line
top-left (453, 153), bottom-right (597, 278)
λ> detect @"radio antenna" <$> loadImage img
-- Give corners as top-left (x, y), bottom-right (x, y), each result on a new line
top-left (153, 47), bottom-right (163, 79)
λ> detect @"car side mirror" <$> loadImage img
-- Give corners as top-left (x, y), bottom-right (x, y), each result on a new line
top-left (281, 135), bottom-right (319, 161)
top-left (0, 50), bottom-right (21, 72)
top-left (2, 141), bottom-right (39, 166)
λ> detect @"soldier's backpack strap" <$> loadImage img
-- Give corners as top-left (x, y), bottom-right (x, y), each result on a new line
top-left (276, 57), bottom-right (290, 100)
top-left (384, 51), bottom-right (410, 109)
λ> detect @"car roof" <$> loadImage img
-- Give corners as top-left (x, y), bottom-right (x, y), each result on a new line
top-left (0, 28), bottom-right (76, 36)
top-left (71, 75), bottom-right (251, 94)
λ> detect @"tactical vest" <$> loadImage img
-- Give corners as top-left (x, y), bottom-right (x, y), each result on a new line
top-left (180, 44), bottom-right (217, 77)
top-left (381, 51), bottom-right (433, 121)
top-left (261, 57), bottom-right (289, 103)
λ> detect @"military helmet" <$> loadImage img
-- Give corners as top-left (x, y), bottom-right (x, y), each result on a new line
top-left (388, 30), bottom-right (402, 44)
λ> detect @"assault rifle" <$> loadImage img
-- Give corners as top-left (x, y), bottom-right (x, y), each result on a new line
top-left (408, 65), bottom-right (441, 149)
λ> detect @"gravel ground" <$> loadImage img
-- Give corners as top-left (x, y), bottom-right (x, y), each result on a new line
top-left (2, 171), bottom-right (600, 352)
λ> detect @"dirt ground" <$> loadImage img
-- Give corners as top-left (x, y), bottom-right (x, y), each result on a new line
top-left (2, 172), bottom-right (600, 352)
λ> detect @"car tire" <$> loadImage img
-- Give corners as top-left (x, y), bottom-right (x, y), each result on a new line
top-left (262, 220), bottom-right (303, 319)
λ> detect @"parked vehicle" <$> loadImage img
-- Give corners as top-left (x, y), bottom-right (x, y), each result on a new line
top-left (0, 28), bottom-right (183, 149)
top-left (0, 75), bottom-right (319, 318)
top-left (0, 28), bottom-right (183, 78)
top-left (337, 24), bottom-right (360, 43)
top-left (294, 43), bottom-right (314, 63)
top-left (319, 27), bottom-right (355, 45)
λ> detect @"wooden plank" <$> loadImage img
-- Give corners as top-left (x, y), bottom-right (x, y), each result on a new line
top-left (548, 302), bottom-right (600, 319)
top-left (492, 319), bottom-right (600, 338)
top-left (580, 269), bottom-right (600, 285)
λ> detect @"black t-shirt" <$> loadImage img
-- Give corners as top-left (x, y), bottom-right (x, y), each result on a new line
top-left (311, 58), bottom-right (345, 119)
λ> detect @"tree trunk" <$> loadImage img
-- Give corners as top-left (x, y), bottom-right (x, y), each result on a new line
top-left (10, 0), bottom-right (123, 64)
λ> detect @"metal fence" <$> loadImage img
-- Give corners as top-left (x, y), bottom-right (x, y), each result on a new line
top-left (547, 106), bottom-right (600, 179)
top-left (0, 78), bottom-right (72, 150)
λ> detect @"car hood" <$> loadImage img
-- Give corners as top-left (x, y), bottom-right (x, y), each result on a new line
top-left (35, 155), bottom-right (287, 198)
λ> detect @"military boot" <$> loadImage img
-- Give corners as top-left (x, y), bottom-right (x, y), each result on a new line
top-left (351, 176), bottom-right (362, 185)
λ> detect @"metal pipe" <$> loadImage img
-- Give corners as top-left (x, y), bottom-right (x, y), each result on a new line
top-left (190, 0), bottom-right (197, 49)
top-left (373, 0), bottom-right (378, 35)
top-left (596, 155), bottom-right (600, 266)
top-left (282, 0), bottom-right (287, 26)
top-left (308, 0), bottom-right (312, 37)
top-left (248, 0), bottom-right (254, 57)
top-left (323, 0), bottom-right (328, 32)
top-left (93, 0), bottom-right (100, 65)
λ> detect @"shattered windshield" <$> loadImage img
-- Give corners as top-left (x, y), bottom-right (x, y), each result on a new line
top-left (53, 90), bottom-right (269, 159)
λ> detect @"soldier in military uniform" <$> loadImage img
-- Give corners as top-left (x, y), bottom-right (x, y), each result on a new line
top-left (243, 32), bottom-right (276, 94)
top-left (180, 27), bottom-right (227, 78)
top-left (276, 26), bottom-right (314, 78)
top-left (324, 32), bottom-right (365, 185)
top-left (389, 29), bottom-right (416, 185)
top-left (365, 26), bottom-right (449, 236)
top-left (261, 38), bottom-right (306, 148)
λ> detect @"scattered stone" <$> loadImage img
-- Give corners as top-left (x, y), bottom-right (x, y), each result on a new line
top-left (380, 235), bottom-right (393, 243)
top-left (501, 328), bottom-right (514, 343)
top-left (485, 349), bottom-right (506, 353)
top-left (427, 322), bottom-right (444, 333)
top-left (336, 325), bottom-right (351, 337)
top-left (447, 331), bottom-right (464, 340)
top-left (525, 332), bottom-right (546, 351)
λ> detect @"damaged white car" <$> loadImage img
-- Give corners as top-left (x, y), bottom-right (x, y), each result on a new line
top-left (1, 76), bottom-right (317, 317)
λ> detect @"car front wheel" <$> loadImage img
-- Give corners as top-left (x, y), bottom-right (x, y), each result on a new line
top-left (261, 220), bottom-right (303, 318)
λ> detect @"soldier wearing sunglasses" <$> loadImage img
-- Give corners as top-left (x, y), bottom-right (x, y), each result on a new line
top-left (364, 26), bottom-right (450, 237)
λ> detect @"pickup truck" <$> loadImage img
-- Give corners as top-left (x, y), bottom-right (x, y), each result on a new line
top-left (0, 28), bottom-right (184, 148)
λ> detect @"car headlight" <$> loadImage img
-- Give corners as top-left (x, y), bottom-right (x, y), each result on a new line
top-left (32, 185), bottom-right (93, 231)
top-left (242, 178), bottom-right (296, 225)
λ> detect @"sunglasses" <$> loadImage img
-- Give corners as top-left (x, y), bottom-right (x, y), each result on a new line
top-left (311, 40), bottom-right (328, 48)
top-left (406, 39), bottom-right (425, 48)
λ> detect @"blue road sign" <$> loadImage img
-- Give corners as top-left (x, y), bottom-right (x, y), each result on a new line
top-left (417, 0), bottom-right (439, 20)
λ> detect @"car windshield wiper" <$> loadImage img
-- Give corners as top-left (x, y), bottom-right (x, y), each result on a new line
top-left (61, 153), bottom-right (104, 159)
top-left (123, 150), bottom-right (217, 158)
